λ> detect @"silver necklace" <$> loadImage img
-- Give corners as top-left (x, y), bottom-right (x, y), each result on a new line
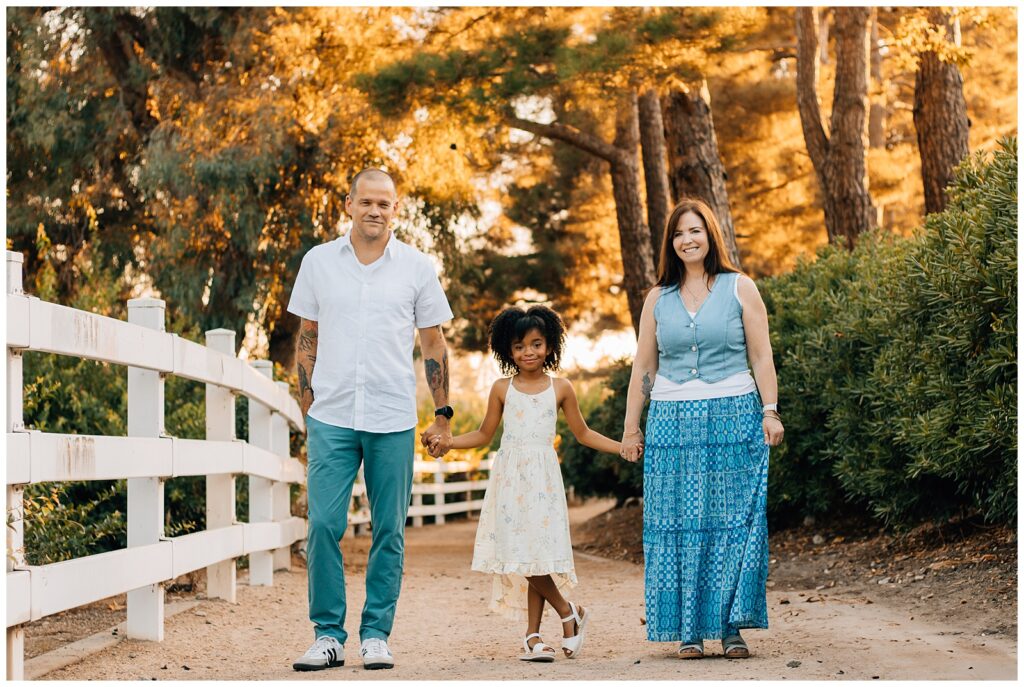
top-left (682, 276), bottom-right (711, 310)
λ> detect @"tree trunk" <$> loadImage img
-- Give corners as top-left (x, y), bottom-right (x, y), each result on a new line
top-left (268, 306), bottom-right (300, 372)
top-left (868, 8), bottom-right (887, 148)
top-left (610, 92), bottom-right (657, 333)
top-left (818, 8), bottom-right (831, 65)
top-left (795, 7), bottom-right (876, 248)
top-left (507, 90), bottom-right (655, 334)
top-left (913, 8), bottom-right (970, 215)
top-left (662, 80), bottom-right (741, 267)
top-left (638, 88), bottom-right (671, 262)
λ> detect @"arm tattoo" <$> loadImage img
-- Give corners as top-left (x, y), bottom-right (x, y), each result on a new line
top-left (424, 330), bottom-right (449, 405)
top-left (298, 325), bottom-right (318, 352)
top-left (641, 372), bottom-right (653, 401)
top-left (296, 320), bottom-right (318, 407)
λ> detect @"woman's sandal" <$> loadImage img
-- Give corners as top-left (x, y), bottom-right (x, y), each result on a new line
top-left (559, 602), bottom-right (590, 658)
top-left (677, 639), bottom-right (704, 659)
top-left (722, 634), bottom-right (750, 659)
top-left (519, 633), bottom-right (556, 662)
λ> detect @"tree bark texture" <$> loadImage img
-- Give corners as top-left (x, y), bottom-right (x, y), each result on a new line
top-left (795, 7), bottom-right (876, 248)
top-left (662, 81), bottom-right (741, 267)
top-left (638, 88), bottom-right (671, 261)
top-left (508, 90), bottom-right (655, 334)
top-left (818, 8), bottom-right (831, 65)
top-left (869, 8), bottom-right (887, 148)
top-left (913, 8), bottom-right (970, 215)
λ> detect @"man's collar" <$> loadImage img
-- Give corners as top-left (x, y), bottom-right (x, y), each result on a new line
top-left (337, 230), bottom-right (396, 258)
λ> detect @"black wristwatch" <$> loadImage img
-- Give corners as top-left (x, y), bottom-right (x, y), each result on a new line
top-left (434, 405), bottom-right (454, 420)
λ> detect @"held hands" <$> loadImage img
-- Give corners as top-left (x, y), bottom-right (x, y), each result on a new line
top-left (619, 430), bottom-right (644, 462)
top-left (420, 419), bottom-right (453, 458)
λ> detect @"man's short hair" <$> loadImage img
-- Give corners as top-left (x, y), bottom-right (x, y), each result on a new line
top-left (349, 168), bottom-right (396, 198)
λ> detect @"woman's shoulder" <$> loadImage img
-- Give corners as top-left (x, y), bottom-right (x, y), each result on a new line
top-left (733, 272), bottom-right (758, 293)
top-left (731, 272), bottom-right (762, 307)
top-left (645, 284), bottom-right (672, 306)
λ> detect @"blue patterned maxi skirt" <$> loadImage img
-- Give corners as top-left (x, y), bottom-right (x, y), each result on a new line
top-left (643, 391), bottom-right (769, 642)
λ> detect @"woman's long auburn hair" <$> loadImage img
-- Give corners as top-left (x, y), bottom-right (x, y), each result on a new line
top-left (655, 198), bottom-right (741, 289)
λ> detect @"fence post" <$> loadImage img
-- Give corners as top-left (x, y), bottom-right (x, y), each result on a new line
top-left (411, 464), bottom-right (423, 527)
top-left (434, 462), bottom-right (446, 525)
top-left (125, 298), bottom-right (167, 640)
top-left (272, 380), bottom-right (292, 571)
top-left (205, 329), bottom-right (237, 602)
top-left (248, 360), bottom-right (274, 586)
top-left (6, 251), bottom-right (25, 680)
top-left (353, 466), bottom-right (368, 536)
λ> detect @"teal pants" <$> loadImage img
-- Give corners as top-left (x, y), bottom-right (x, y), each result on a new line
top-left (305, 415), bottom-right (414, 645)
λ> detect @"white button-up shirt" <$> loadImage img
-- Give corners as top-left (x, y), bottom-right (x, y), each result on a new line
top-left (287, 232), bottom-right (453, 433)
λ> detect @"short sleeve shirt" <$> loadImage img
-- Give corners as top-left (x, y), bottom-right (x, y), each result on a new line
top-left (287, 232), bottom-right (453, 432)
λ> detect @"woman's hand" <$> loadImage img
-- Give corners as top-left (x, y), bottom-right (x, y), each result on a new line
top-left (620, 430), bottom-right (644, 462)
top-left (763, 416), bottom-right (784, 446)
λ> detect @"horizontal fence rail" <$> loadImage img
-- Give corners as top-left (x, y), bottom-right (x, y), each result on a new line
top-left (4, 250), bottom-right (494, 680)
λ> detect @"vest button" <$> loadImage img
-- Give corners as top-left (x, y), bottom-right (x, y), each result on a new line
top-left (691, 345), bottom-right (697, 351)
top-left (690, 369), bottom-right (697, 375)
top-left (689, 322), bottom-right (695, 328)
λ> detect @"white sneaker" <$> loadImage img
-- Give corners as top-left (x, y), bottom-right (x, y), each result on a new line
top-left (292, 635), bottom-right (344, 671)
top-left (360, 637), bottom-right (395, 670)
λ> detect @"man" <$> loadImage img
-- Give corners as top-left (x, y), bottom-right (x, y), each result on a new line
top-left (287, 168), bottom-right (454, 671)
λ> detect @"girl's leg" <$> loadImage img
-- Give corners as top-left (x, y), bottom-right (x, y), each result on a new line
top-left (525, 583), bottom-right (548, 651)
top-left (526, 575), bottom-right (583, 647)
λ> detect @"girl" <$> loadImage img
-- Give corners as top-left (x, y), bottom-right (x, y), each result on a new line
top-left (428, 305), bottom-right (621, 662)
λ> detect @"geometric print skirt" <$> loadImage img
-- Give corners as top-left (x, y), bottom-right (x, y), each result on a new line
top-left (642, 391), bottom-right (769, 642)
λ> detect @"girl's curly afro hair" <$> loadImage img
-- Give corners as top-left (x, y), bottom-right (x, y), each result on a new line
top-left (487, 305), bottom-right (566, 376)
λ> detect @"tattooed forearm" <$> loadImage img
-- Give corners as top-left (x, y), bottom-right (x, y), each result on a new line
top-left (295, 319), bottom-right (318, 412)
top-left (641, 372), bottom-right (653, 401)
top-left (422, 327), bottom-right (449, 406)
top-left (298, 324), bottom-right (318, 352)
top-left (425, 353), bottom-right (449, 405)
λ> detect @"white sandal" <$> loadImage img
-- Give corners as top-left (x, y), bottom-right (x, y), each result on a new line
top-left (678, 639), bottom-right (704, 659)
top-left (519, 633), bottom-right (555, 662)
top-left (559, 602), bottom-right (589, 658)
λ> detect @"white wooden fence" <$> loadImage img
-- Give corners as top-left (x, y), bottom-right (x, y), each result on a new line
top-left (4, 250), bottom-right (492, 680)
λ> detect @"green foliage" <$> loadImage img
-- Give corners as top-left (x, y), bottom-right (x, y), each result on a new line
top-left (22, 483), bottom-right (126, 565)
top-left (558, 362), bottom-right (644, 505)
top-left (762, 137), bottom-right (1017, 527)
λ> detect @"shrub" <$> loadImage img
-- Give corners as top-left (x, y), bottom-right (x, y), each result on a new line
top-left (763, 137), bottom-right (1017, 526)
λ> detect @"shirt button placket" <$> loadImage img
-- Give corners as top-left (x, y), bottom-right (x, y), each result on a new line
top-left (355, 281), bottom-right (369, 428)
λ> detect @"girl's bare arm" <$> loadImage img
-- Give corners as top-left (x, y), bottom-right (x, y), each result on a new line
top-left (556, 378), bottom-right (622, 454)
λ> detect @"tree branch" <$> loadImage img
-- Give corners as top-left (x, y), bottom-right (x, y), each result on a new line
top-left (506, 115), bottom-right (621, 163)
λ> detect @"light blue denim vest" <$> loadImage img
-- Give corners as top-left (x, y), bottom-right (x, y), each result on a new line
top-left (654, 272), bottom-right (749, 384)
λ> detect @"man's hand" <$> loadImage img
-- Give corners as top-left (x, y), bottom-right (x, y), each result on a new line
top-left (420, 418), bottom-right (452, 458)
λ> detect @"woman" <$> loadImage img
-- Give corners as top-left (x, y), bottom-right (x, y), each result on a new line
top-left (619, 199), bottom-right (783, 659)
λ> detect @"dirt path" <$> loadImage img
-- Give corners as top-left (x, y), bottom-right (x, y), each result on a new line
top-left (40, 500), bottom-right (1016, 680)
